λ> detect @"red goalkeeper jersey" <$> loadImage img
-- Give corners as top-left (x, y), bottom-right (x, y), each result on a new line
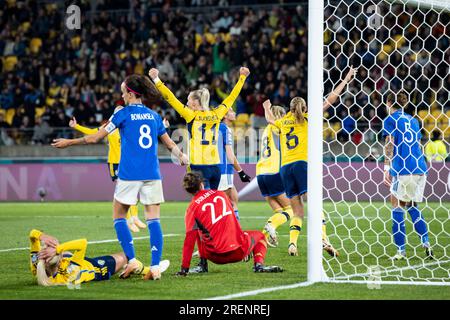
top-left (181, 189), bottom-right (245, 269)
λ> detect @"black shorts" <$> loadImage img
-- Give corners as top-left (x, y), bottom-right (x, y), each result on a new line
top-left (84, 255), bottom-right (116, 281)
top-left (189, 164), bottom-right (221, 190)
top-left (280, 160), bottom-right (307, 198)
top-left (257, 173), bottom-right (285, 197)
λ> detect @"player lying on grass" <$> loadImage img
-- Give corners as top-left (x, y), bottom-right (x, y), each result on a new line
top-left (176, 172), bottom-right (283, 276)
top-left (29, 229), bottom-right (169, 286)
top-left (383, 91), bottom-right (434, 261)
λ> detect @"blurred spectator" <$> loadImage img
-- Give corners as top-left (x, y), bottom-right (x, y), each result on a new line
top-left (31, 117), bottom-right (52, 145)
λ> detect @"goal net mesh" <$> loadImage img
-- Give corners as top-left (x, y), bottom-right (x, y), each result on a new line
top-left (322, 0), bottom-right (449, 283)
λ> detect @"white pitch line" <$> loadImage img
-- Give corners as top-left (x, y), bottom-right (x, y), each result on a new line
top-left (332, 259), bottom-right (450, 280)
top-left (205, 281), bottom-right (313, 300)
top-left (0, 233), bottom-right (179, 253)
top-left (329, 280), bottom-right (450, 286)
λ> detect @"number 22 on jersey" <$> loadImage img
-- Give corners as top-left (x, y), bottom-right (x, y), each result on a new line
top-left (202, 196), bottom-right (232, 224)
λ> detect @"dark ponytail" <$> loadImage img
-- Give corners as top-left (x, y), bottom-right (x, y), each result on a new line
top-left (124, 74), bottom-right (160, 100)
top-left (183, 172), bottom-right (203, 195)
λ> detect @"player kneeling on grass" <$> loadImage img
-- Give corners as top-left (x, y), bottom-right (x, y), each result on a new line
top-left (29, 229), bottom-right (169, 286)
top-left (176, 172), bottom-right (283, 276)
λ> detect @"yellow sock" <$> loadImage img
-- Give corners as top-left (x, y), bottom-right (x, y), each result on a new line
top-left (267, 208), bottom-right (290, 229)
top-left (282, 206), bottom-right (294, 219)
top-left (289, 216), bottom-right (303, 246)
top-left (321, 211), bottom-right (328, 242)
top-left (129, 205), bottom-right (138, 217)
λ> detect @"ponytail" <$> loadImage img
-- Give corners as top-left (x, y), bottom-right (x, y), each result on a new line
top-left (290, 97), bottom-right (306, 124)
top-left (271, 105), bottom-right (286, 120)
top-left (124, 74), bottom-right (160, 101)
top-left (36, 261), bottom-right (54, 287)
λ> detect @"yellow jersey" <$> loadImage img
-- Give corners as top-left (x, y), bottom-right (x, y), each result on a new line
top-left (29, 230), bottom-right (100, 285)
top-left (256, 124), bottom-right (281, 175)
top-left (74, 124), bottom-right (121, 164)
top-left (155, 75), bottom-right (247, 165)
top-left (274, 112), bottom-right (308, 167)
top-left (425, 140), bottom-right (448, 162)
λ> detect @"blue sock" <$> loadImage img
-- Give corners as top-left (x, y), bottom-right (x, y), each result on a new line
top-left (392, 208), bottom-right (406, 252)
top-left (407, 205), bottom-right (430, 247)
top-left (147, 218), bottom-right (163, 267)
top-left (113, 218), bottom-right (135, 261)
top-left (234, 210), bottom-right (240, 221)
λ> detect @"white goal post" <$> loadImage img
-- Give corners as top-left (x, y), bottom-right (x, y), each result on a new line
top-left (308, 0), bottom-right (450, 285)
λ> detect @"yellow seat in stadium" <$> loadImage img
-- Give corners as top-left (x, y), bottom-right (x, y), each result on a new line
top-left (3, 56), bottom-right (18, 72)
top-left (30, 38), bottom-right (42, 54)
top-left (417, 110), bottom-right (428, 121)
top-left (35, 107), bottom-right (46, 118)
top-left (5, 108), bottom-right (15, 125)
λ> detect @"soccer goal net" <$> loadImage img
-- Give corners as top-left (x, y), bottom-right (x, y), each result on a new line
top-left (316, 0), bottom-right (449, 285)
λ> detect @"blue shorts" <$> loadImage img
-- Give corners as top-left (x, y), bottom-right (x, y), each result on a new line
top-left (84, 255), bottom-right (116, 281)
top-left (257, 174), bottom-right (285, 197)
top-left (280, 161), bottom-right (307, 198)
top-left (189, 164), bottom-right (221, 190)
top-left (108, 163), bottom-right (119, 182)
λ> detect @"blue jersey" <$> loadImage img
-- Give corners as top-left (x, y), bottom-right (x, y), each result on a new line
top-left (382, 110), bottom-right (427, 176)
top-left (219, 123), bottom-right (234, 174)
top-left (110, 104), bottom-right (166, 180)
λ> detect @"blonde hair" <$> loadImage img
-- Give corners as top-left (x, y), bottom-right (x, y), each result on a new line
top-left (290, 97), bottom-right (307, 123)
top-left (190, 87), bottom-right (210, 111)
top-left (271, 105), bottom-right (286, 120)
top-left (36, 260), bottom-right (54, 287)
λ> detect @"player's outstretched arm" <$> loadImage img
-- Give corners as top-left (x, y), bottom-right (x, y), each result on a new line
top-left (160, 133), bottom-right (188, 166)
top-left (216, 67), bottom-right (250, 119)
top-left (225, 145), bottom-right (251, 182)
top-left (263, 99), bottom-right (276, 125)
top-left (51, 128), bottom-right (109, 149)
top-left (323, 65), bottom-right (357, 111)
top-left (149, 68), bottom-right (196, 123)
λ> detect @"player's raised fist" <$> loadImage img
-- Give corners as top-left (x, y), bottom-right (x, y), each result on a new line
top-left (69, 117), bottom-right (77, 128)
top-left (262, 99), bottom-right (272, 109)
top-left (149, 68), bottom-right (159, 81)
top-left (345, 65), bottom-right (357, 83)
top-left (239, 67), bottom-right (250, 77)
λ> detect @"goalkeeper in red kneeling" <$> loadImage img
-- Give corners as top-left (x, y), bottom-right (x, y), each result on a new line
top-left (176, 172), bottom-right (283, 276)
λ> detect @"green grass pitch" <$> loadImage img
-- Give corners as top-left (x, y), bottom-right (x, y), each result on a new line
top-left (0, 201), bottom-right (448, 300)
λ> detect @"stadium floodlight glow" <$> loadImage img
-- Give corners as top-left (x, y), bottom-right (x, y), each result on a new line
top-left (322, 0), bottom-right (449, 286)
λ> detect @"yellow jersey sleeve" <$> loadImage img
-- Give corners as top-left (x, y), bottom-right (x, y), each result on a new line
top-left (214, 75), bottom-right (247, 119)
top-left (274, 118), bottom-right (283, 129)
top-left (29, 229), bottom-right (42, 276)
top-left (256, 125), bottom-right (281, 175)
top-left (74, 124), bottom-right (98, 135)
top-left (56, 239), bottom-right (88, 265)
top-left (155, 80), bottom-right (196, 123)
top-left (107, 129), bottom-right (121, 164)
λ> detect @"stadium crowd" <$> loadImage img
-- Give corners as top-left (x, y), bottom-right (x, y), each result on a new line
top-left (0, 0), bottom-right (448, 152)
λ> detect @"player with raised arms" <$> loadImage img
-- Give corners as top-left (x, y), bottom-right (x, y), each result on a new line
top-left (261, 67), bottom-right (357, 256)
top-left (52, 74), bottom-right (188, 280)
top-left (383, 91), bottom-right (434, 260)
top-left (29, 229), bottom-right (170, 286)
top-left (218, 108), bottom-right (252, 221)
top-left (176, 172), bottom-right (283, 276)
top-left (148, 67), bottom-right (250, 190)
